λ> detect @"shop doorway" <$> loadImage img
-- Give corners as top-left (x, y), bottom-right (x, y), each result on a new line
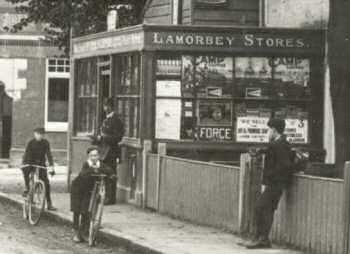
top-left (0, 85), bottom-right (12, 158)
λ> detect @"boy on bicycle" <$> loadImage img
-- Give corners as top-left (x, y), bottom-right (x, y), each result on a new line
top-left (70, 146), bottom-right (114, 243)
top-left (22, 127), bottom-right (56, 211)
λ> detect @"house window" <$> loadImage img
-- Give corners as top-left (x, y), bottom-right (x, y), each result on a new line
top-left (45, 58), bottom-right (70, 132)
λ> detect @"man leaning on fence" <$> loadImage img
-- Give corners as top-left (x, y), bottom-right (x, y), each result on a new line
top-left (246, 118), bottom-right (293, 249)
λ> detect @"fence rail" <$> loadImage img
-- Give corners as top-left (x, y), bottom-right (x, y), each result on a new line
top-left (144, 148), bottom-right (350, 254)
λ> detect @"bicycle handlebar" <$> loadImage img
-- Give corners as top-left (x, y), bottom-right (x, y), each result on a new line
top-left (20, 164), bottom-right (49, 170)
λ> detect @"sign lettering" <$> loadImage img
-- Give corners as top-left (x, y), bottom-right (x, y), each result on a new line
top-left (199, 127), bottom-right (232, 140)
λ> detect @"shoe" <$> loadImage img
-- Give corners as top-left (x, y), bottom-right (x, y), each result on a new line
top-left (22, 190), bottom-right (29, 197)
top-left (73, 234), bottom-right (83, 243)
top-left (245, 240), bottom-right (271, 249)
top-left (47, 205), bottom-right (57, 211)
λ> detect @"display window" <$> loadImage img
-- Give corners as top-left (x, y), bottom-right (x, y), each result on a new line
top-left (155, 54), bottom-right (313, 144)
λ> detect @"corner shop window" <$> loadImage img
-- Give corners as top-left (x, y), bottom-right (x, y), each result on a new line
top-left (115, 54), bottom-right (140, 138)
top-left (75, 58), bottom-right (98, 136)
top-left (155, 55), bottom-right (311, 144)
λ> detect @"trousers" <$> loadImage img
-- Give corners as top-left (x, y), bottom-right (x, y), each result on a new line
top-left (103, 157), bottom-right (117, 204)
top-left (255, 185), bottom-right (284, 240)
top-left (73, 212), bottom-right (89, 235)
top-left (22, 167), bottom-right (52, 204)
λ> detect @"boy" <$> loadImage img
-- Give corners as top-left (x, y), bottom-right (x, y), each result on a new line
top-left (246, 118), bottom-right (292, 249)
top-left (70, 147), bottom-right (114, 243)
top-left (22, 127), bottom-right (56, 211)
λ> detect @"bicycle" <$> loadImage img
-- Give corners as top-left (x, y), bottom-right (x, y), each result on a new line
top-left (88, 173), bottom-right (110, 246)
top-left (20, 164), bottom-right (51, 225)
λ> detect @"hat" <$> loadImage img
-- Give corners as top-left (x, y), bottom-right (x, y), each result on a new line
top-left (267, 118), bottom-right (286, 134)
top-left (33, 127), bottom-right (45, 134)
top-left (86, 146), bottom-right (99, 155)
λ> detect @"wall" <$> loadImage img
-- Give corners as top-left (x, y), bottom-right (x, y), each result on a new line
top-left (9, 56), bottom-right (67, 165)
top-left (192, 0), bottom-right (259, 26)
top-left (144, 0), bottom-right (172, 25)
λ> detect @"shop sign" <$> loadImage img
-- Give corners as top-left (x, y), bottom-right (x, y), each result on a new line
top-left (246, 88), bottom-right (262, 98)
top-left (285, 118), bottom-right (308, 144)
top-left (151, 32), bottom-right (311, 50)
top-left (236, 116), bottom-right (269, 143)
top-left (73, 32), bottom-right (144, 56)
top-left (199, 127), bottom-right (232, 141)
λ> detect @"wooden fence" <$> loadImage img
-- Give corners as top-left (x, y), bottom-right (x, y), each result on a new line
top-left (145, 152), bottom-right (241, 232)
top-left (143, 145), bottom-right (350, 254)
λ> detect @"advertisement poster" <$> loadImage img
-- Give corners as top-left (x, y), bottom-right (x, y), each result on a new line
top-left (273, 58), bottom-right (310, 86)
top-left (236, 116), bottom-right (270, 143)
top-left (156, 58), bottom-right (182, 76)
top-left (156, 80), bottom-right (181, 97)
top-left (285, 118), bottom-right (309, 144)
top-left (155, 99), bottom-right (182, 140)
top-left (235, 57), bottom-right (272, 79)
top-left (198, 101), bottom-right (232, 126)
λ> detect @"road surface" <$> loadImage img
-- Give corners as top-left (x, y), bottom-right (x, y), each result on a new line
top-left (0, 200), bottom-right (129, 254)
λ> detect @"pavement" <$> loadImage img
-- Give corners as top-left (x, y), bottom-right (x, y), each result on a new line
top-left (0, 166), bottom-right (305, 254)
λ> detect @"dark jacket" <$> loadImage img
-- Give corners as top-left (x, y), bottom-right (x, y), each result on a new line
top-left (98, 112), bottom-right (124, 161)
top-left (23, 138), bottom-right (53, 166)
top-left (70, 161), bottom-right (113, 213)
top-left (262, 136), bottom-right (293, 187)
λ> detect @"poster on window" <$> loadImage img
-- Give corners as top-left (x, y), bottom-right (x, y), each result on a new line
top-left (155, 99), bottom-right (182, 140)
top-left (156, 80), bottom-right (181, 97)
top-left (235, 57), bottom-right (272, 79)
top-left (198, 101), bottom-right (232, 126)
top-left (236, 116), bottom-right (270, 143)
top-left (273, 58), bottom-right (310, 86)
top-left (285, 118), bottom-right (308, 144)
top-left (182, 56), bottom-right (196, 94)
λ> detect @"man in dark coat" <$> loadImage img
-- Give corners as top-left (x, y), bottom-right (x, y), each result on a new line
top-left (70, 147), bottom-right (114, 242)
top-left (93, 98), bottom-right (124, 205)
top-left (246, 118), bottom-right (293, 249)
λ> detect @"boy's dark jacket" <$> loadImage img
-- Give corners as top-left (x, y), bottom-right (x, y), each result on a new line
top-left (70, 161), bottom-right (113, 213)
top-left (23, 138), bottom-right (53, 166)
top-left (262, 136), bottom-right (293, 187)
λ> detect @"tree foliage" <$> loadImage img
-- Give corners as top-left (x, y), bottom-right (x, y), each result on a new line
top-left (5, 0), bottom-right (147, 54)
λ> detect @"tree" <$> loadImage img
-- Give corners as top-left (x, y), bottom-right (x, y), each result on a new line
top-left (5, 0), bottom-right (148, 55)
top-left (328, 0), bottom-right (350, 176)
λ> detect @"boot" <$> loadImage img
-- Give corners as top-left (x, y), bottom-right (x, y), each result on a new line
top-left (72, 230), bottom-right (83, 243)
top-left (47, 202), bottom-right (57, 211)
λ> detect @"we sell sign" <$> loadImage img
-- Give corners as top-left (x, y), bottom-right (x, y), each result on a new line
top-left (236, 117), bottom-right (269, 143)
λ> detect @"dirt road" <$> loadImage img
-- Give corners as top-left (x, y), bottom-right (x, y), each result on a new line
top-left (0, 200), bottom-right (129, 254)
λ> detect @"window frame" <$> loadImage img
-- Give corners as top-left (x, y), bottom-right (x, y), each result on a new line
top-left (45, 58), bottom-right (70, 132)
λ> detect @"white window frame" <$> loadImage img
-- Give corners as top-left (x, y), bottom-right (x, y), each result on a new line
top-left (45, 58), bottom-right (70, 132)
top-left (172, 0), bottom-right (179, 25)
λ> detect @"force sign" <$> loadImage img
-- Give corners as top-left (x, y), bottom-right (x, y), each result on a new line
top-left (199, 127), bottom-right (232, 140)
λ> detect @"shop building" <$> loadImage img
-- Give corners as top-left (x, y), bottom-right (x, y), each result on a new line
top-left (0, 0), bottom-right (70, 165)
top-left (69, 1), bottom-right (326, 204)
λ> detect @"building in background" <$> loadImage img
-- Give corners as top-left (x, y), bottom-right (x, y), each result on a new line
top-left (0, 0), bottom-right (69, 165)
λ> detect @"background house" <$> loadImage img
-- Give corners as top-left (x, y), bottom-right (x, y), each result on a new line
top-left (0, 0), bottom-right (69, 165)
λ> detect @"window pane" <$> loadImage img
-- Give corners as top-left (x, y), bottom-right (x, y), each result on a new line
top-left (48, 78), bottom-right (69, 122)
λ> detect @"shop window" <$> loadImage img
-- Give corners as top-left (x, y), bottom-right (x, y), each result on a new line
top-left (45, 58), bottom-right (70, 132)
top-left (115, 54), bottom-right (140, 138)
top-left (75, 58), bottom-right (98, 136)
top-left (155, 55), bottom-right (311, 144)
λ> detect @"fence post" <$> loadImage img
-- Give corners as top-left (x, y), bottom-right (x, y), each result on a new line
top-left (156, 143), bottom-right (167, 211)
top-left (239, 153), bottom-right (250, 234)
top-left (142, 140), bottom-right (152, 209)
top-left (238, 153), bottom-right (264, 236)
top-left (343, 162), bottom-right (350, 254)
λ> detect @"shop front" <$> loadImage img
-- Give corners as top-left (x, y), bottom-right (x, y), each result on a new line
top-left (69, 25), bottom-right (325, 204)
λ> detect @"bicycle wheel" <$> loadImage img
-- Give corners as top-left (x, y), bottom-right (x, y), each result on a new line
top-left (28, 181), bottom-right (46, 225)
top-left (88, 195), bottom-right (101, 247)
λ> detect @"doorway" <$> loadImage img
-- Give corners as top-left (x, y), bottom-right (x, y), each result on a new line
top-left (0, 85), bottom-right (12, 158)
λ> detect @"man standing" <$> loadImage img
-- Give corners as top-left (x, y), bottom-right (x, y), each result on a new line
top-left (93, 98), bottom-right (124, 205)
top-left (246, 118), bottom-right (292, 249)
